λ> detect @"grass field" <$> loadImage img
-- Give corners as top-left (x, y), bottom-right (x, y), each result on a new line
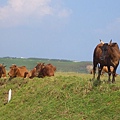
top-left (0, 72), bottom-right (120, 120)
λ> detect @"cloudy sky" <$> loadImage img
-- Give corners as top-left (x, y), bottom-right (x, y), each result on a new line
top-left (0, 0), bottom-right (120, 61)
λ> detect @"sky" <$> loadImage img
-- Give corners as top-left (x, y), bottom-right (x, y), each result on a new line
top-left (0, 0), bottom-right (120, 61)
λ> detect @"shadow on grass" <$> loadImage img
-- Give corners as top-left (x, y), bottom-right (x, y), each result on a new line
top-left (93, 79), bottom-right (102, 87)
top-left (89, 78), bottom-right (102, 87)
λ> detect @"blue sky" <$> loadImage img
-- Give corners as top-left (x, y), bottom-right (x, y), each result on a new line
top-left (0, 0), bottom-right (120, 61)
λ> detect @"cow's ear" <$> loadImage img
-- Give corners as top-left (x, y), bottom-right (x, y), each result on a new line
top-left (110, 39), bottom-right (112, 43)
top-left (109, 39), bottom-right (112, 45)
top-left (100, 39), bottom-right (104, 44)
top-left (4, 65), bottom-right (6, 68)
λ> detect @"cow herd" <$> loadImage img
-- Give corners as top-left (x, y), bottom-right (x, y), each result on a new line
top-left (0, 40), bottom-right (120, 83)
top-left (0, 63), bottom-right (56, 80)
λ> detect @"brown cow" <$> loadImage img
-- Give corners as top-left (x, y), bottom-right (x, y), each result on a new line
top-left (8, 64), bottom-right (29, 79)
top-left (24, 63), bottom-right (45, 79)
top-left (24, 63), bottom-right (44, 79)
top-left (0, 64), bottom-right (6, 78)
top-left (93, 40), bottom-right (120, 83)
top-left (35, 63), bottom-right (56, 78)
top-left (41, 63), bottom-right (56, 77)
top-left (28, 68), bottom-right (37, 79)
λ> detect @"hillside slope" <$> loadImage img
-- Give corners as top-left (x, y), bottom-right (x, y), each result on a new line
top-left (0, 57), bottom-right (92, 73)
top-left (0, 72), bottom-right (120, 120)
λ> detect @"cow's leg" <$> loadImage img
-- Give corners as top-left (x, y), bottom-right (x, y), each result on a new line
top-left (112, 70), bottom-right (116, 83)
top-left (112, 66), bottom-right (118, 83)
top-left (107, 66), bottom-right (111, 82)
top-left (92, 67), bottom-right (96, 80)
top-left (0, 74), bottom-right (2, 78)
top-left (92, 62), bottom-right (97, 80)
top-left (97, 65), bottom-right (103, 81)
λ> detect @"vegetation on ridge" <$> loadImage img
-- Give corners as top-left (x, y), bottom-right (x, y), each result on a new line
top-left (0, 72), bottom-right (120, 120)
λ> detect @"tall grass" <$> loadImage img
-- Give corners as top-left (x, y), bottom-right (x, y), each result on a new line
top-left (0, 72), bottom-right (120, 120)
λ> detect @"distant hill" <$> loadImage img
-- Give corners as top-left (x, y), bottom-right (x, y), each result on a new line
top-left (1, 57), bottom-right (120, 74)
top-left (0, 57), bottom-right (92, 73)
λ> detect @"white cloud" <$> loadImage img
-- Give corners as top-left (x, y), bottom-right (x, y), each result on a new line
top-left (58, 9), bottom-right (72, 18)
top-left (0, 0), bottom-right (72, 27)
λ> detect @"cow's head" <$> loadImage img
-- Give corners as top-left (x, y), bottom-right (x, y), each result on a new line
top-left (35, 63), bottom-right (45, 77)
top-left (8, 64), bottom-right (18, 78)
top-left (99, 40), bottom-right (112, 60)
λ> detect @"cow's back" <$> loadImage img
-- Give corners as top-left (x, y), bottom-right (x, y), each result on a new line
top-left (93, 43), bottom-right (103, 64)
top-left (42, 66), bottom-right (54, 77)
top-left (29, 68), bottom-right (36, 78)
top-left (110, 43), bottom-right (120, 60)
top-left (18, 66), bottom-right (29, 77)
top-left (42, 64), bottom-right (56, 77)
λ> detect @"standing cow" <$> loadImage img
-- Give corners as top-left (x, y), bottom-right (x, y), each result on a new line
top-left (93, 40), bottom-right (120, 83)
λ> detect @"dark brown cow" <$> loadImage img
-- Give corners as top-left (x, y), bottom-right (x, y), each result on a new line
top-left (35, 63), bottom-right (45, 78)
top-left (8, 64), bottom-right (29, 79)
top-left (0, 64), bottom-right (6, 78)
top-left (24, 63), bottom-right (44, 79)
top-left (35, 63), bottom-right (56, 78)
top-left (93, 40), bottom-right (120, 83)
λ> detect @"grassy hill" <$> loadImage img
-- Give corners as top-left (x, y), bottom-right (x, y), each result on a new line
top-left (0, 72), bottom-right (120, 120)
top-left (0, 57), bottom-right (120, 119)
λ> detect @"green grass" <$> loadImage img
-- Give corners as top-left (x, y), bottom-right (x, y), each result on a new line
top-left (0, 72), bottom-right (120, 120)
